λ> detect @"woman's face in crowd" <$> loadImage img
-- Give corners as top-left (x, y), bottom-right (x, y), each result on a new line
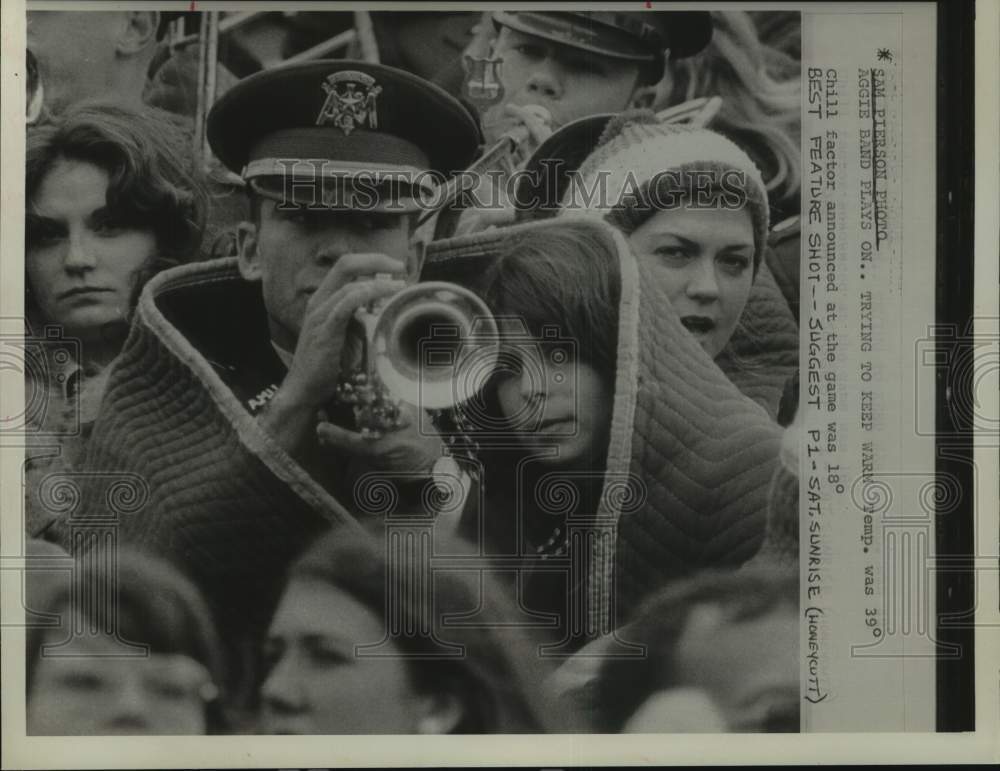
top-left (260, 579), bottom-right (430, 734)
top-left (28, 630), bottom-right (213, 735)
top-left (495, 339), bottom-right (612, 467)
top-left (671, 601), bottom-right (798, 732)
top-left (27, 159), bottom-right (156, 339)
top-left (628, 205), bottom-right (755, 359)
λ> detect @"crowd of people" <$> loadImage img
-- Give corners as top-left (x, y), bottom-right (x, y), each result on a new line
top-left (23, 9), bottom-right (802, 735)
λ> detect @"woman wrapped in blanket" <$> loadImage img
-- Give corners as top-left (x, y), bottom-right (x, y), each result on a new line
top-left (432, 125), bottom-right (790, 727)
top-left (450, 133), bottom-right (779, 663)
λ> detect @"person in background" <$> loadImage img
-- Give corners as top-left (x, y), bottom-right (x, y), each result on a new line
top-left (477, 11), bottom-right (712, 146)
top-left (442, 11), bottom-right (713, 237)
top-left (27, 10), bottom-right (164, 118)
top-left (25, 101), bottom-right (207, 537)
top-left (26, 549), bottom-right (228, 735)
top-left (259, 526), bottom-right (555, 734)
top-left (582, 567), bottom-right (798, 733)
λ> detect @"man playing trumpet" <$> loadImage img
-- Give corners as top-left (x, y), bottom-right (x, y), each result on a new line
top-left (46, 62), bottom-right (482, 668)
top-left (207, 61), bottom-right (481, 487)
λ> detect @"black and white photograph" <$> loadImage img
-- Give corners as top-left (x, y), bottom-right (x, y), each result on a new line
top-left (1, 1), bottom-right (994, 767)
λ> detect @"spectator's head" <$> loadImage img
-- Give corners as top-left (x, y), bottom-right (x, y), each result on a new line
top-left (26, 549), bottom-right (227, 735)
top-left (593, 567), bottom-right (798, 733)
top-left (26, 102), bottom-right (207, 359)
top-left (479, 11), bottom-right (712, 144)
top-left (27, 11), bottom-right (163, 115)
top-left (260, 527), bottom-right (552, 734)
top-left (565, 115), bottom-right (769, 359)
top-left (479, 220), bottom-right (621, 468)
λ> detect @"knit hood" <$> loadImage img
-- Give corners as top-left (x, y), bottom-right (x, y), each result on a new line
top-left (560, 118), bottom-right (772, 274)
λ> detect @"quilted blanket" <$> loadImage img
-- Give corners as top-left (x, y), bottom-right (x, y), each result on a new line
top-left (423, 219), bottom-right (785, 627)
top-left (45, 259), bottom-right (362, 642)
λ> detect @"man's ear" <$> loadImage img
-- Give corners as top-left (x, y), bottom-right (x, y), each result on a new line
top-left (236, 222), bottom-right (262, 281)
top-left (415, 691), bottom-right (464, 735)
top-left (116, 11), bottom-right (159, 57)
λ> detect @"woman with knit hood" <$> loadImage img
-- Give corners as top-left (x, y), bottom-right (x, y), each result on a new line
top-left (560, 115), bottom-right (771, 364)
top-left (513, 111), bottom-right (799, 419)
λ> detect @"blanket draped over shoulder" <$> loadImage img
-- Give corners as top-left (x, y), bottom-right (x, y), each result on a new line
top-left (44, 259), bottom-right (362, 643)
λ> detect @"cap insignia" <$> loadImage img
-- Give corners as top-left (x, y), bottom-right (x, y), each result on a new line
top-left (316, 70), bottom-right (382, 135)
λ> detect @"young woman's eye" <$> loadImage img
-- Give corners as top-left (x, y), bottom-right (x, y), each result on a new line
top-left (93, 221), bottom-right (127, 237)
top-left (719, 253), bottom-right (751, 273)
top-left (26, 220), bottom-right (64, 246)
top-left (655, 245), bottom-right (689, 261)
top-left (308, 645), bottom-right (351, 666)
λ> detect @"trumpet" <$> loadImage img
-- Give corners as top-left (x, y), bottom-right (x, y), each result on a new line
top-left (333, 277), bottom-right (499, 437)
top-left (418, 103), bottom-right (553, 239)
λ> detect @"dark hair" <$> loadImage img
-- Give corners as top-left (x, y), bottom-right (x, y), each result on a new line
top-left (281, 526), bottom-right (555, 733)
top-left (25, 101), bottom-right (208, 311)
top-left (26, 547), bottom-right (229, 733)
top-left (482, 220), bottom-right (621, 378)
top-left (590, 567), bottom-right (797, 732)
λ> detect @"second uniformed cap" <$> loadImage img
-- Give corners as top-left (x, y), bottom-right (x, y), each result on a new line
top-left (207, 60), bottom-right (482, 211)
top-left (492, 11), bottom-right (712, 62)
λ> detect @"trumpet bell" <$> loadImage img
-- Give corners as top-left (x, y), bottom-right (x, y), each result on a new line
top-left (372, 282), bottom-right (499, 411)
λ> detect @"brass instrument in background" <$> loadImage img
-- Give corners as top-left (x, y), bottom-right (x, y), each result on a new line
top-left (416, 101), bottom-right (552, 234)
top-left (333, 276), bottom-right (499, 437)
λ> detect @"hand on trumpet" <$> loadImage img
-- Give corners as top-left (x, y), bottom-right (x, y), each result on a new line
top-left (258, 253), bottom-right (405, 458)
top-left (501, 103), bottom-right (554, 167)
top-left (315, 402), bottom-right (444, 477)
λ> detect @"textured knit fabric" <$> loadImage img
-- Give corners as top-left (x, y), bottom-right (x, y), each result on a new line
top-left (765, 215), bottom-right (801, 320)
top-left (715, 257), bottom-right (799, 420)
top-left (562, 120), bottom-right (772, 268)
top-left (423, 218), bottom-right (783, 631)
